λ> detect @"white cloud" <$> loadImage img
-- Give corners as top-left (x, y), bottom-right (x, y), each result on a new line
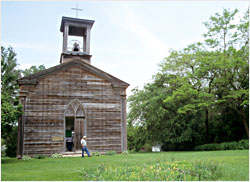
top-left (17, 63), bottom-right (33, 70)
top-left (2, 41), bottom-right (56, 53)
top-left (120, 6), bottom-right (170, 60)
top-left (98, 4), bottom-right (170, 97)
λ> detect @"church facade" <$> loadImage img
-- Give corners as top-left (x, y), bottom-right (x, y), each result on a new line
top-left (17, 17), bottom-right (129, 157)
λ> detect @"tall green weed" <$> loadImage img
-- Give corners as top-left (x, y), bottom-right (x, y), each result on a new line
top-left (75, 159), bottom-right (221, 181)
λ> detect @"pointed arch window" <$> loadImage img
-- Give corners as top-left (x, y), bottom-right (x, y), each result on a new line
top-left (65, 99), bottom-right (85, 118)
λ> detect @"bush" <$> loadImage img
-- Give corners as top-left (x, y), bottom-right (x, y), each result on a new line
top-left (194, 140), bottom-right (249, 151)
top-left (194, 143), bottom-right (220, 151)
top-left (1, 139), bottom-right (6, 157)
top-left (143, 143), bottom-right (152, 152)
top-left (220, 141), bottom-right (239, 150)
top-left (5, 127), bottom-right (18, 157)
top-left (129, 149), bottom-right (136, 153)
top-left (105, 151), bottom-right (117, 155)
top-left (162, 142), bottom-right (195, 151)
top-left (121, 151), bottom-right (129, 155)
top-left (127, 125), bottom-right (147, 152)
top-left (34, 154), bottom-right (47, 159)
top-left (92, 152), bottom-right (101, 156)
top-left (51, 153), bottom-right (63, 159)
top-left (239, 139), bottom-right (249, 149)
top-left (22, 155), bottom-right (32, 161)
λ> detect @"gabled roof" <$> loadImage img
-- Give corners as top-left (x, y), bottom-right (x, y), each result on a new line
top-left (18, 59), bottom-right (129, 88)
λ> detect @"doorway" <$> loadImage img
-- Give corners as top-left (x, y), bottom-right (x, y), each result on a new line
top-left (64, 99), bottom-right (86, 152)
top-left (65, 117), bottom-right (74, 152)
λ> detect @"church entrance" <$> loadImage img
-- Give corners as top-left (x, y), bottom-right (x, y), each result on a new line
top-left (74, 117), bottom-right (84, 151)
top-left (65, 117), bottom-right (74, 152)
top-left (65, 99), bottom-right (86, 152)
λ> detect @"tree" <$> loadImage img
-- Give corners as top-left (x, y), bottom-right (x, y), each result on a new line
top-left (203, 8), bottom-right (249, 137)
top-left (1, 46), bottom-right (22, 139)
top-left (1, 47), bottom-right (21, 94)
top-left (128, 73), bottom-right (205, 150)
top-left (1, 46), bottom-right (22, 157)
top-left (127, 8), bottom-right (249, 151)
top-left (22, 65), bottom-right (46, 77)
top-left (161, 46), bottom-right (217, 143)
top-left (163, 8), bottom-right (249, 140)
top-left (1, 46), bottom-right (46, 156)
top-left (203, 9), bottom-right (239, 51)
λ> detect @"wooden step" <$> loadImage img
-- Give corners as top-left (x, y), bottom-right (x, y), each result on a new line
top-left (62, 151), bottom-right (88, 157)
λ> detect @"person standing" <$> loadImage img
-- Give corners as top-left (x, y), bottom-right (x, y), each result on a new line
top-left (81, 136), bottom-right (90, 158)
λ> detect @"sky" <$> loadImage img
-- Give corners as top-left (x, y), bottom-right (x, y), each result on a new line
top-left (1, 0), bottom-right (249, 97)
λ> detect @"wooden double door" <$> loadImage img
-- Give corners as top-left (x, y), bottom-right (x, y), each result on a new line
top-left (65, 117), bottom-right (85, 151)
top-left (74, 117), bottom-right (85, 151)
top-left (65, 99), bottom-right (86, 152)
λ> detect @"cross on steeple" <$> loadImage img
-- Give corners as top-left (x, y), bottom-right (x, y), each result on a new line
top-left (71, 3), bottom-right (82, 18)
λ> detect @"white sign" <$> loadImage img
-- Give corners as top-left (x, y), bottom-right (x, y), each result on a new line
top-left (152, 145), bottom-right (161, 152)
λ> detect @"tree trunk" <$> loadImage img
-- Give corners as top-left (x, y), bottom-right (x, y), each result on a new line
top-left (205, 109), bottom-right (209, 143)
top-left (241, 107), bottom-right (249, 138)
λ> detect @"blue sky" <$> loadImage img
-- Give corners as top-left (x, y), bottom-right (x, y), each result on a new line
top-left (1, 1), bottom-right (249, 96)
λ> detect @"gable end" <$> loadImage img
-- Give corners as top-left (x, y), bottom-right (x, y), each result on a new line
top-left (18, 59), bottom-right (129, 88)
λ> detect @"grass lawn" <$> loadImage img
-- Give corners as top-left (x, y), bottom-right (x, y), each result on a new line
top-left (1, 150), bottom-right (249, 181)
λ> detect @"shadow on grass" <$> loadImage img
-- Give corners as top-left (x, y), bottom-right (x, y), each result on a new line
top-left (1, 157), bottom-right (20, 164)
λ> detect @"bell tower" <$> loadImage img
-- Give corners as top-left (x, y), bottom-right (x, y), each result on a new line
top-left (60, 16), bottom-right (95, 64)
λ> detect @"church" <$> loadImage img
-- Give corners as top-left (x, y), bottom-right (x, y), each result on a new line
top-left (17, 16), bottom-right (129, 157)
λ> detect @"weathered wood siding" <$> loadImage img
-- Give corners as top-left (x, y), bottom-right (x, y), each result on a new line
top-left (20, 65), bottom-right (125, 155)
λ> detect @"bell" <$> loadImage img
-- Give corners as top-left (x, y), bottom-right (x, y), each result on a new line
top-left (72, 42), bottom-right (80, 52)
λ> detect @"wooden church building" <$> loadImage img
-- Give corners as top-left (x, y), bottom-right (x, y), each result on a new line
top-left (17, 16), bottom-right (129, 157)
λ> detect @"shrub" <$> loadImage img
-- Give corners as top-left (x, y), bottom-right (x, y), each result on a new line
top-left (194, 140), bottom-right (249, 151)
top-left (92, 152), bottom-right (101, 156)
top-left (162, 142), bottom-right (196, 151)
top-left (143, 143), bottom-right (152, 152)
top-left (1, 139), bottom-right (6, 157)
top-left (121, 151), bottom-right (129, 155)
top-left (220, 141), bottom-right (239, 150)
top-left (5, 127), bottom-right (18, 157)
top-left (239, 139), bottom-right (249, 149)
top-left (22, 155), bottom-right (32, 160)
top-left (51, 153), bottom-right (63, 159)
top-left (127, 125), bottom-right (146, 152)
top-left (194, 143), bottom-right (220, 151)
top-left (34, 154), bottom-right (47, 159)
top-left (130, 149), bottom-right (136, 153)
top-left (105, 151), bottom-right (117, 155)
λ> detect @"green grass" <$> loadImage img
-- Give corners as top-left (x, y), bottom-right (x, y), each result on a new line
top-left (1, 150), bottom-right (249, 181)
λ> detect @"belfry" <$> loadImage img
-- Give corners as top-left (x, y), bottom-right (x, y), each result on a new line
top-left (60, 16), bottom-right (94, 64)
